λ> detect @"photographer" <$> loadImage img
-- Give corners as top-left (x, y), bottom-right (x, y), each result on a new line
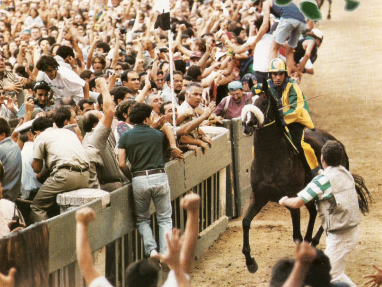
top-left (16, 81), bottom-right (51, 118)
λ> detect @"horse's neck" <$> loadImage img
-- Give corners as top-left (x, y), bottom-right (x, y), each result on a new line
top-left (253, 124), bottom-right (288, 156)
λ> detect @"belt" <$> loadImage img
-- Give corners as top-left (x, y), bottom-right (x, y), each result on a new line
top-left (57, 166), bottom-right (89, 172)
top-left (133, 168), bottom-right (165, 178)
top-left (100, 178), bottom-right (123, 184)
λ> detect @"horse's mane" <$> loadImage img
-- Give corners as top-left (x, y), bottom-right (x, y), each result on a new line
top-left (268, 92), bottom-right (285, 131)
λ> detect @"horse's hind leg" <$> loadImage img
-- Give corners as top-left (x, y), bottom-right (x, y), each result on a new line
top-left (242, 192), bottom-right (268, 273)
top-left (327, 0), bottom-right (332, 19)
top-left (304, 201), bottom-right (317, 242)
top-left (287, 207), bottom-right (303, 242)
top-left (312, 226), bottom-right (324, 247)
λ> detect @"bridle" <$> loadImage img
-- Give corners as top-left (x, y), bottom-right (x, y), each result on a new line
top-left (251, 94), bottom-right (275, 129)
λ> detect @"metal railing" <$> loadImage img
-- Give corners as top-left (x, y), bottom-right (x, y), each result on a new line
top-left (46, 131), bottom-right (231, 287)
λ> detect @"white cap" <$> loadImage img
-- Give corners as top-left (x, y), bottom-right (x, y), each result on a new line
top-left (311, 28), bottom-right (323, 40)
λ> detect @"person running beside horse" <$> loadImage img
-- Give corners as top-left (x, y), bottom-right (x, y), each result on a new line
top-left (267, 58), bottom-right (320, 177)
top-left (279, 140), bottom-right (361, 287)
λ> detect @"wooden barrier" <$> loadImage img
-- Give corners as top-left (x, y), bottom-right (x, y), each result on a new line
top-left (224, 119), bottom-right (254, 218)
top-left (45, 131), bottom-right (231, 286)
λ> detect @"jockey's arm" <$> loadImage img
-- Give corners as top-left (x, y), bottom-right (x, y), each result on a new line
top-left (282, 83), bottom-right (305, 125)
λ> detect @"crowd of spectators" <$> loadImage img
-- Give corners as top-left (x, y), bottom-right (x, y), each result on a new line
top-left (0, 0), bottom-right (376, 286)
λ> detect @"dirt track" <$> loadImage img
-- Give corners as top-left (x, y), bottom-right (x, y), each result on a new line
top-left (191, 1), bottom-right (382, 286)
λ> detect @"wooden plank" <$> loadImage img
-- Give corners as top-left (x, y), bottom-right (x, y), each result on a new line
top-left (231, 119), bottom-right (253, 216)
top-left (195, 216), bottom-right (228, 257)
top-left (184, 134), bottom-right (231, 192)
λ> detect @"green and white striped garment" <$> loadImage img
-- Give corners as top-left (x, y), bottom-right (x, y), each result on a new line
top-left (298, 174), bottom-right (333, 203)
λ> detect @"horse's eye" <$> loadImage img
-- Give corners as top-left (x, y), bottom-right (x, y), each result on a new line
top-left (262, 102), bottom-right (267, 107)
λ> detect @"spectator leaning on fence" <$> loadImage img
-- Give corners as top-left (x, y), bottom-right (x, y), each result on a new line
top-left (30, 117), bottom-right (90, 222)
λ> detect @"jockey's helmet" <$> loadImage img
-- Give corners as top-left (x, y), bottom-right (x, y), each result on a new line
top-left (268, 58), bottom-right (288, 73)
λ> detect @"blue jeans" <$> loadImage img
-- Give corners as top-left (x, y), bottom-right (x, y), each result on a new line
top-left (132, 172), bottom-right (173, 256)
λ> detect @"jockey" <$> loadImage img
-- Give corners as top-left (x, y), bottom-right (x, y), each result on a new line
top-left (267, 58), bottom-right (320, 176)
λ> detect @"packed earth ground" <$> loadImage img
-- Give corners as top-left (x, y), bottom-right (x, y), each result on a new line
top-left (191, 0), bottom-right (382, 286)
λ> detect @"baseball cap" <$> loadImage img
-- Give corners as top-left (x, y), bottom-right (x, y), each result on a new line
top-left (22, 29), bottom-right (31, 35)
top-left (228, 81), bottom-right (243, 91)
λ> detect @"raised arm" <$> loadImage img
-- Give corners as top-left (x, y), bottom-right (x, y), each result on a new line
top-left (96, 77), bottom-right (114, 128)
top-left (282, 242), bottom-right (317, 287)
top-left (75, 207), bottom-right (100, 286)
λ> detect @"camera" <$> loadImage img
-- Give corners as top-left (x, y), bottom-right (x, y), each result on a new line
top-left (159, 47), bottom-right (168, 53)
top-left (27, 96), bottom-right (39, 105)
top-left (120, 26), bottom-right (127, 35)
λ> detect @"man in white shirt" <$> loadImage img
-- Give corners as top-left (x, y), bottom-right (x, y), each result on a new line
top-left (36, 56), bottom-right (90, 105)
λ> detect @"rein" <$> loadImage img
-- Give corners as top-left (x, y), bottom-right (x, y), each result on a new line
top-left (257, 96), bottom-right (275, 128)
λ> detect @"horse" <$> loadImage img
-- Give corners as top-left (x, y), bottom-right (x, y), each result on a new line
top-left (240, 86), bottom-right (370, 273)
top-left (316, 0), bottom-right (333, 20)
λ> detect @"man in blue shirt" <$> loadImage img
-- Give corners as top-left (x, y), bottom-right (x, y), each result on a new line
top-left (0, 117), bottom-right (21, 202)
top-left (118, 103), bottom-right (173, 259)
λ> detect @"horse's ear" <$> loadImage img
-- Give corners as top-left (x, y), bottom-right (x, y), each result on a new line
top-left (262, 78), bottom-right (270, 97)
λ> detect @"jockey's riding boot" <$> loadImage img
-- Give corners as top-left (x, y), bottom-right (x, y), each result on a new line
top-left (311, 166), bottom-right (323, 178)
top-left (297, 146), bottom-right (313, 178)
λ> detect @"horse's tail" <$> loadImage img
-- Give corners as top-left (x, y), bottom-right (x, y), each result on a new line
top-left (352, 174), bottom-right (372, 215)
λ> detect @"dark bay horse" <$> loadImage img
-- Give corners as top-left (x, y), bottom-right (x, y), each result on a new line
top-left (240, 88), bottom-right (370, 273)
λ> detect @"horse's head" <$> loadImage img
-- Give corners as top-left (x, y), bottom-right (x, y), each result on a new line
top-left (241, 95), bottom-right (266, 136)
top-left (241, 82), bottom-right (273, 135)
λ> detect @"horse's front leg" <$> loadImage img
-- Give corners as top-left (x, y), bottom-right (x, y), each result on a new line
top-left (286, 207), bottom-right (303, 242)
top-left (242, 191), bottom-right (268, 273)
top-left (304, 201), bottom-right (317, 242)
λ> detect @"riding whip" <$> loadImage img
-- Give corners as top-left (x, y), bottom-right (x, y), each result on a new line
top-left (278, 94), bottom-right (326, 110)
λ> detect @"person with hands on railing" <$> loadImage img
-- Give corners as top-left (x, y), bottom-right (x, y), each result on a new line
top-left (118, 103), bottom-right (182, 261)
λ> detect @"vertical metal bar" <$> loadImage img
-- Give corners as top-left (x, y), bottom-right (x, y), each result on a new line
top-left (121, 236), bottom-right (125, 287)
top-left (210, 174), bottom-right (215, 224)
top-left (115, 238), bottom-right (120, 287)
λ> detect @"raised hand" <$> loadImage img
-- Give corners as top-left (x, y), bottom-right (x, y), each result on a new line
top-left (364, 265), bottom-right (382, 287)
top-left (75, 207), bottom-right (96, 226)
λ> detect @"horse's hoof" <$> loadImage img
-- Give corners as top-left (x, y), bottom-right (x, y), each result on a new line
top-left (327, 15), bottom-right (331, 20)
top-left (246, 258), bottom-right (258, 273)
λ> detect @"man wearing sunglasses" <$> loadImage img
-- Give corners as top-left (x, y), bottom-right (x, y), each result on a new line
top-left (267, 58), bottom-right (320, 177)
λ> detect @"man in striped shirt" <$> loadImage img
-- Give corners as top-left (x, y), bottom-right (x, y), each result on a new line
top-left (279, 140), bottom-right (360, 287)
